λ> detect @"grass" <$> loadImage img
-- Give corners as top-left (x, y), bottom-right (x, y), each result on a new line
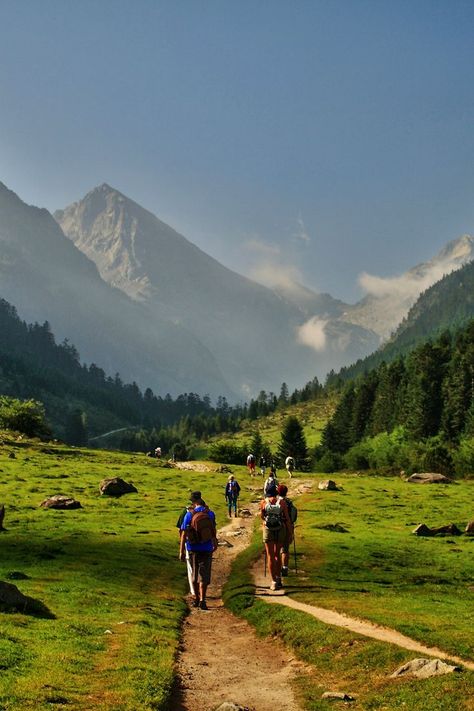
top-left (0, 433), bottom-right (232, 710)
top-left (223, 472), bottom-right (474, 710)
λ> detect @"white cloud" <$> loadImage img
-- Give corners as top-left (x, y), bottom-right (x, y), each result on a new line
top-left (244, 237), bottom-right (281, 257)
top-left (250, 262), bottom-right (304, 293)
top-left (297, 317), bottom-right (328, 352)
top-left (293, 214), bottom-right (311, 244)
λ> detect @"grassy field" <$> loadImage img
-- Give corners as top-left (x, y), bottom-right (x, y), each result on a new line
top-left (224, 472), bottom-right (474, 710)
top-left (0, 433), bottom-right (232, 710)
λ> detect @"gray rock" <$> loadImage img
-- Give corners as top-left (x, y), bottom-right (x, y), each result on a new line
top-left (99, 477), bottom-right (138, 497)
top-left (321, 692), bottom-right (356, 701)
top-left (413, 523), bottom-right (462, 536)
top-left (238, 508), bottom-right (252, 517)
top-left (465, 520), bottom-right (474, 535)
top-left (390, 658), bottom-right (460, 678)
top-left (406, 472), bottom-right (453, 484)
top-left (40, 495), bottom-right (82, 510)
top-left (214, 704), bottom-right (251, 711)
top-left (318, 480), bottom-right (339, 491)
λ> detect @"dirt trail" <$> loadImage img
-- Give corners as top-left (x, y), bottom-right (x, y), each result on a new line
top-left (171, 492), bottom-right (305, 711)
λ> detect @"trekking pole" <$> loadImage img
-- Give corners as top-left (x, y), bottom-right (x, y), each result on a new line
top-left (293, 531), bottom-right (298, 575)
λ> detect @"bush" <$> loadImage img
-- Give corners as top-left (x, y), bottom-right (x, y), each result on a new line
top-left (313, 450), bottom-right (344, 473)
top-left (452, 437), bottom-right (474, 477)
top-left (208, 440), bottom-right (248, 464)
top-left (0, 396), bottom-right (51, 438)
top-left (421, 436), bottom-right (454, 476)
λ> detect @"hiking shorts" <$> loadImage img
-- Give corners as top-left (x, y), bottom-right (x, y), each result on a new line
top-left (191, 550), bottom-right (212, 586)
top-left (263, 526), bottom-right (286, 544)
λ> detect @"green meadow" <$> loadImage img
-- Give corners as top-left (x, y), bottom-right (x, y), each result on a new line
top-left (0, 434), bottom-right (231, 710)
top-left (224, 472), bottom-right (474, 710)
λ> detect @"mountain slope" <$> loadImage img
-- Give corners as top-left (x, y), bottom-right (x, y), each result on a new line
top-left (0, 182), bottom-right (229, 397)
top-left (56, 184), bottom-right (380, 395)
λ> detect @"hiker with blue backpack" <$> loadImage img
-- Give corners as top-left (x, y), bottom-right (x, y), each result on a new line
top-left (179, 491), bottom-right (217, 610)
top-left (224, 475), bottom-right (241, 517)
top-left (276, 484), bottom-right (298, 577)
top-left (260, 481), bottom-right (293, 590)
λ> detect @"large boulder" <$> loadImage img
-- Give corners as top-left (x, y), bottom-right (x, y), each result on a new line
top-left (0, 581), bottom-right (55, 618)
top-left (99, 477), bottom-right (138, 497)
top-left (318, 480), bottom-right (339, 491)
top-left (40, 495), bottom-right (82, 510)
top-left (390, 658), bottom-right (460, 679)
top-left (406, 472), bottom-right (453, 484)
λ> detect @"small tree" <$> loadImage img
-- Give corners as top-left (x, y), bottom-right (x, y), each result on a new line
top-left (0, 397), bottom-right (51, 438)
top-left (278, 415), bottom-right (310, 471)
top-left (250, 430), bottom-right (263, 459)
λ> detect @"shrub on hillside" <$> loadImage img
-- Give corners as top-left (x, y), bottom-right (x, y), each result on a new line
top-left (421, 436), bottom-right (455, 476)
top-left (208, 440), bottom-right (248, 464)
top-left (0, 396), bottom-right (51, 438)
top-left (452, 437), bottom-right (474, 477)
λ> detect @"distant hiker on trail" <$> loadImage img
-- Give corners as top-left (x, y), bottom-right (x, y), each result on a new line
top-left (155, 446), bottom-right (162, 459)
top-left (264, 468), bottom-right (279, 496)
top-left (176, 502), bottom-right (196, 596)
top-left (225, 475), bottom-right (241, 518)
top-left (246, 452), bottom-right (256, 476)
top-left (285, 456), bottom-right (295, 478)
top-left (260, 482), bottom-right (293, 590)
top-left (179, 491), bottom-right (217, 611)
top-left (259, 455), bottom-right (266, 477)
top-left (277, 484), bottom-right (298, 577)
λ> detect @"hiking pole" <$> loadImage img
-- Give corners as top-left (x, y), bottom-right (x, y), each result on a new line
top-left (293, 531), bottom-right (298, 575)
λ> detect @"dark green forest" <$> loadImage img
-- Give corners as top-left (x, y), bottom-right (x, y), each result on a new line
top-left (317, 320), bottom-right (474, 475)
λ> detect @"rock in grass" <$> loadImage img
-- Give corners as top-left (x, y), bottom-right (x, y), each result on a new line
top-left (465, 520), bottom-right (474, 535)
top-left (321, 691), bottom-right (356, 701)
top-left (99, 477), bottom-right (138, 497)
top-left (413, 523), bottom-right (462, 536)
top-left (406, 472), bottom-right (453, 484)
top-left (317, 523), bottom-right (348, 533)
top-left (6, 572), bottom-right (30, 580)
top-left (40, 494), bottom-right (82, 510)
top-left (0, 581), bottom-right (55, 618)
top-left (318, 480), bottom-right (339, 491)
top-left (214, 704), bottom-right (251, 711)
top-left (390, 658), bottom-right (460, 678)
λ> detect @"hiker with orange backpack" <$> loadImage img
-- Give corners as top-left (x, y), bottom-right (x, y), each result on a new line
top-left (179, 491), bottom-right (217, 610)
top-left (260, 481), bottom-right (293, 590)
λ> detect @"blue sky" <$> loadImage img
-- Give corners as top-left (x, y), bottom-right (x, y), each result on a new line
top-left (1, 0), bottom-right (473, 301)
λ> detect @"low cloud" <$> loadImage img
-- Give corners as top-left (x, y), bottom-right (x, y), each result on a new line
top-left (297, 317), bottom-right (328, 352)
top-left (359, 257), bottom-right (467, 301)
top-left (250, 262), bottom-right (303, 292)
top-left (293, 215), bottom-right (311, 244)
top-left (244, 237), bottom-right (281, 257)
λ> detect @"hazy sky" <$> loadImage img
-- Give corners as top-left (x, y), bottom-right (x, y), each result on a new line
top-left (1, 0), bottom-right (473, 302)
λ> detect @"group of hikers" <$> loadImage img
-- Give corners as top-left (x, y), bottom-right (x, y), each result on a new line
top-left (177, 462), bottom-right (298, 608)
top-left (246, 452), bottom-right (295, 479)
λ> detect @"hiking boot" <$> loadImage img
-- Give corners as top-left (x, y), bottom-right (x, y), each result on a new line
top-left (274, 577), bottom-right (283, 590)
top-left (192, 597), bottom-right (200, 608)
top-left (199, 600), bottom-right (208, 610)
top-left (281, 566), bottom-right (289, 577)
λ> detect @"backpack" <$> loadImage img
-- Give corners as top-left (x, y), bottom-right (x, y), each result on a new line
top-left (186, 508), bottom-right (216, 544)
top-left (286, 498), bottom-right (298, 524)
top-left (264, 497), bottom-right (283, 531)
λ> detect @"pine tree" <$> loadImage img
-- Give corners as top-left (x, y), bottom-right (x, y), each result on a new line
top-left (277, 416), bottom-right (310, 471)
top-left (250, 429), bottom-right (263, 459)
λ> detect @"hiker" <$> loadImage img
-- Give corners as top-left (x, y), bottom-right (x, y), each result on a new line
top-left (259, 455), bottom-right (266, 477)
top-left (179, 491), bottom-right (217, 610)
top-left (246, 452), bottom-right (256, 476)
top-left (260, 481), bottom-right (293, 590)
top-left (155, 446), bottom-right (162, 459)
top-left (176, 502), bottom-right (195, 596)
top-left (285, 455), bottom-right (295, 478)
top-left (224, 475), bottom-right (241, 518)
top-left (263, 467), bottom-right (279, 496)
top-left (277, 484), bottom-right (298, 577)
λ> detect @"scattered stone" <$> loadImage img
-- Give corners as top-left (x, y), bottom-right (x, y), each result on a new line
top-left (6, 571), bottom-right (30, 580)
top-left (316, 523), bottom-right (348, 533)
top-left (215, 465), bottom-right (233, 474)
top-left (0, 503), bottom-right (5, 531)
top-left (104, 629), bottom-right (113, 634)
top-left (321, 691), bottom-right (356, 701)
top-left (318, 480), bottom-right (339, 491)
top-left (40, 495), bottom-right (82, 510)
top-left (218, 540), bottom-right (233, 547)
top-left (390, 658), bottom-right (461, 678)
top-left (0, 581), bottom-right (54, 618)
top-left (413, 523), bottom-right (462, 537)
top-left (406, 472), bottom-right (453, 484)
top-left (465, 520), bottom-right (474, 536)
top-left (238, 508), bottom-right (252, 517)
top-left (99, 477), bottom-right (138, 497)
top-left (8, 452), bottom-right (16, 459)
top-left (214, 703), bottom-right (251, 711)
